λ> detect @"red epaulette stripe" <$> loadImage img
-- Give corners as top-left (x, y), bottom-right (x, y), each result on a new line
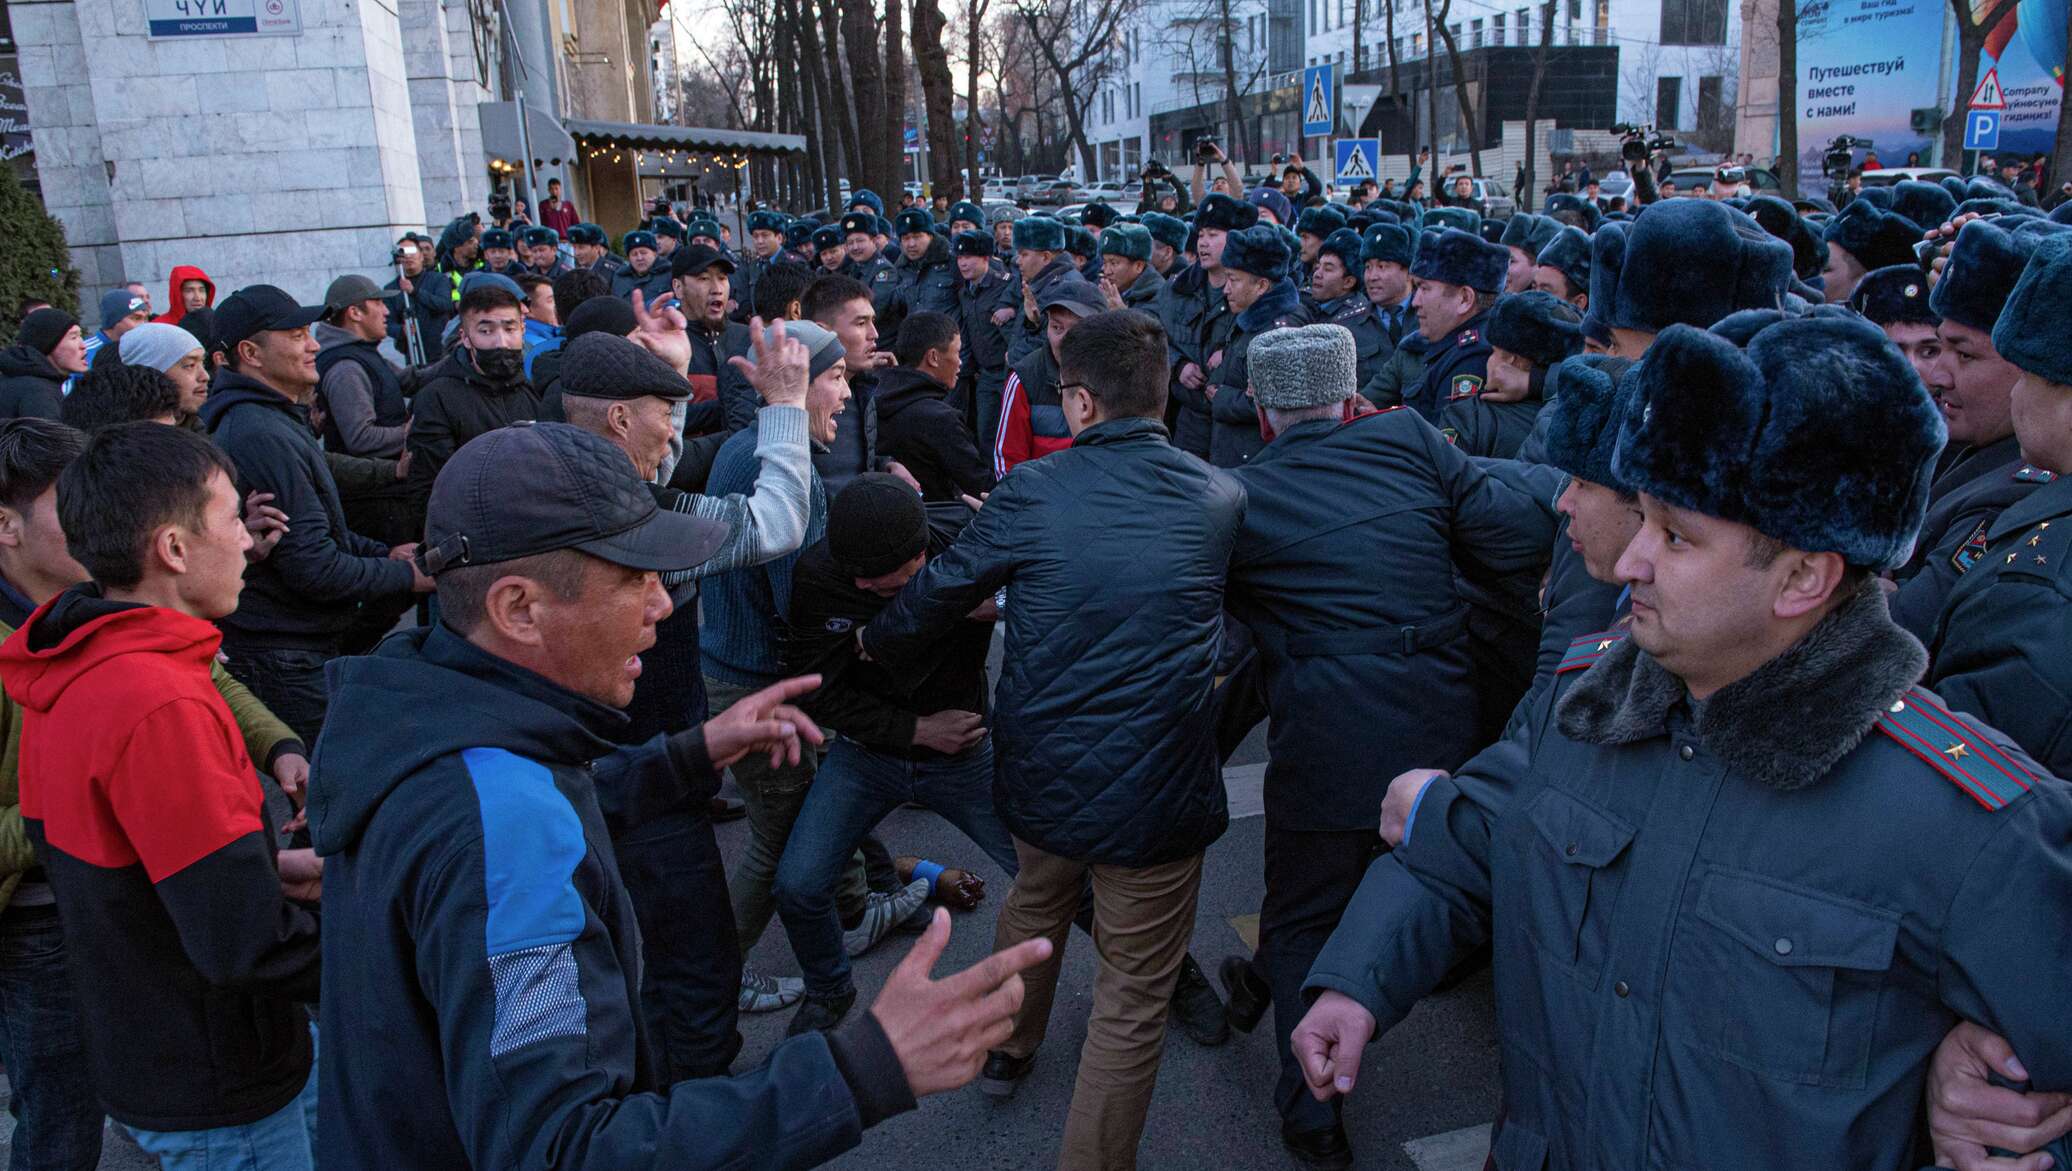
top-left (1908, 693), bottom-right (2034, 792)
top-left (1877, 712), bottom-right (2002, 810)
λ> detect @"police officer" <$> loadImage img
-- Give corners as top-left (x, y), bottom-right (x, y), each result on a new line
top-left (1207, 224), bottom-right (1308, 467)
top-left (1819, 198), bottom-right (1923, 304)
top-left (883, 209), bottom-right (958, 328)
top-left (782, 219), bottom-right (818, 268)
top-left (522, 225), bottom-right (572, 280)
top-left (613, 229), bottom-right (675, 305)
top-left (1498, 213), bottom-right (1560, 294)
top-left (1303, 228), bottom-right (1385, 392)
top-left (1587, 200), bottom-right (1793, 361)
top-left (1142, 211), bottom-right (1189, 278)
top-left (1355, 224), bottom-right (1422, 408)
top-left (569, 223), bottom-right (624, 278)
top-left (1529, 224), bottom-right (1591, 312)
top-left (1847, 263), bottom-right (1941, 384)
top-left (1293, 204), bottom-right (1349, 289)
top-left (650, 216), bottom-right (685, 261)
top-left (481, 228), bottom-right (526, 278)
top-left (839, 211), bottom-right (901, 303)
top-left (954, 231), bottom-right (1017, 445)
top-left (1402, 227), bottom-right (1506, 420)
top-left (1005, 215), bottom-right (1075, 365)
top-left (811, 224), bottom-right (848, 275)
top-left (1890, 219), bottom-right (2050, 642)
top-left (1216, 324), bottom-right (1552, 1168)
top-left (1094, 223), bottom-right (1164, 312)
top-left (1296, 313), bottom-right (2072, 1170)
top-left (1437, 289), bottom-right (1582, 459)
top-left (1157, 193), bottom-right (1255, 458)
top-left (945, 199), bottom-right (987, 239)
top-left (1062, 223), bottom-right (1102, 284)
top-left (1929, 229), bottom-right (2072, 777)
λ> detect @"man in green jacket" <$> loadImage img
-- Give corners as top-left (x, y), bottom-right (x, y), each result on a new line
top-left (0, 417), bottom-right (304, 1168)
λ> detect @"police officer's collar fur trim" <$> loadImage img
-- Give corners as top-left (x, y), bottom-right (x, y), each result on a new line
top-left (1822, 200), bottom-right (1923, 271)
top-left (1993, 231), bottom-right (2072, 388)
top-left (1012, 215), bottom-right (1066, 253)
top-left (1602, 201), bottom-right (1792, 335)
top-left (1486, 290), bottom-right (1584, 369)
top-left (1849, 264), bottom-right (1939, 327)
top-left (1537, 353), bottom-right (1635, 489)
top-left (1555, 580), bottom-right (1927, 794)
top-left (1196, 193), bottom-right (1259, 233)
top-left (1408, 227), bottom-right (1508, 294)
top-left (1614, 316), bottom-right (1944, 571)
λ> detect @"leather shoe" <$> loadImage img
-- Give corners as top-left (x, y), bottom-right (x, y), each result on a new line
top-left (1169, 953), bottom-right (1230, 1046)
top-left (784, 990), bottom-right (855, 1037)
top-left (1281, 1123), bottom-right (1354, 1169)
top-left (1220, 954), bottom-right (1271, 1033)
top-left (979, 1049), bottom-right (1035, 1098)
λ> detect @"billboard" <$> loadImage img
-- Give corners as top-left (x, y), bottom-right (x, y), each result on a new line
top-left (1974, 0), bottom-right (2067, 157)
top-left (1795, 0), bottom-right (1947, 182)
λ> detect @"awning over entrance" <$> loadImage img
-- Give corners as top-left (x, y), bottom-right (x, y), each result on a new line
top-left (563, 119), bottom-right (808, 156)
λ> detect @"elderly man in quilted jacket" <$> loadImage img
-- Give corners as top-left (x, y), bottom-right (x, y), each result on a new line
top-left (861, 309), bottom-right (1245, 1171)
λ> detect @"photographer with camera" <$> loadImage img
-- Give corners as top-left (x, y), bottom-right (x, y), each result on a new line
top-left (1136, 159), bottom-right (1192, 215)
top-left (1272, 153), bottom-right (1324, 208)
top-left (1190, 136), bottom-right (1246, 204)
top-left (1612, 123), bottom-right (1675, 206)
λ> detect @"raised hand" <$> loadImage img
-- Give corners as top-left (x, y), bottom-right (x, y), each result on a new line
top-left (629, 289), bottom-right (692, 375)
top-left (725, 316), bottom-right (810, 408)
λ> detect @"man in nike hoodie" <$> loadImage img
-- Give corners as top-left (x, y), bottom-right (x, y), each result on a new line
top-left (0, 423), bottom-right (323, 1169)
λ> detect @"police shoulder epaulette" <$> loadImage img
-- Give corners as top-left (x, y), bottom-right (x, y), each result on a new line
top-left (2013, 464), bottom-right (2058, 483)
top-left (1874, 687), bottom-right (2037, 811)
top-left (1458, 328), bottom-right (1481, 347)
top-left (1558, 629), bottom-right (1627, 673)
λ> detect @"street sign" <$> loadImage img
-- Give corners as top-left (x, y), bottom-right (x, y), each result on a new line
top-left (1968, 67), bottom-right (2007, 110)
top-left (145, 0), bottom-right (300, 38)
top-left (1335, 138), bottom-right (1379, 184)
top-left (1302, 64), bottom-right (1336, 138)
top-left (1964, 109), bottom-right (2002, 150)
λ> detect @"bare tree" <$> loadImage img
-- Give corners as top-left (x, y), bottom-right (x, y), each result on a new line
top-left (915, 0), bottom-right (964, 197)
top-left (1431, 9), bottom-right (1482, 175)
top-left (1012, 0), bottom-right (1141, 179)
top-left (1152, 0), bottom-right (1270, 161)
top-left (1519, 0), bottom-right (1555, 202)
top-left (1776, 0), bottom-right (1798, 194)
top-left (966, 0), bottom-right (993, 193)
top-left (2053, 15), bottom-right (2072, 193)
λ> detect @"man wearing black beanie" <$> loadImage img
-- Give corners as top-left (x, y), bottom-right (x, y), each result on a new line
top-left (0, 309), bottom-right (89, 421)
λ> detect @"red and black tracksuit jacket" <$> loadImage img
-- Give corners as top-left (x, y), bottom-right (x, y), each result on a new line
top-left (0, 586), bottom-right (319, 1132)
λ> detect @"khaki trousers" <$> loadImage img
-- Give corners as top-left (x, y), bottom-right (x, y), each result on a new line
top-left (993, 837), bottom-right (1204, 1171)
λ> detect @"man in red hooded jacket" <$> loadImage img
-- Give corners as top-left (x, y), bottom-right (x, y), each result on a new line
top-left (153, 265), bottom-right (215, 327)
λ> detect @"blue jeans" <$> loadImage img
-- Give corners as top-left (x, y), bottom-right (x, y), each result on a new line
top-left (774, 736), bottom-right (1019, 1000)
top-left (0, 904), bottom-right (102, 1171)
top-left (126, 1026), bottom-right (317, 1171)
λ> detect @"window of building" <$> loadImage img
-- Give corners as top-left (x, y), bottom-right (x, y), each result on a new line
top-left (1656, 75), bottom-right (1683, 129)
top-left (1471, 17), bottom-right (1483, 45)
top-left (1659, 0), bottom-right (1726, 43)
top-left (1696, 74), bottom-right (1726, 130)
top-left (1492, 12), bottom-right (1505, 44)
top-left (1309, 0), bottom-right (1318, 35)
top-left (1517, 7), bottom-right (1530, 41)
top-left (1411, 31), bottom-right (1423, 55)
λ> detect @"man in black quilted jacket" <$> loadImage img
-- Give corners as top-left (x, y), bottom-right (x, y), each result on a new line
top-left (860, 309), bottom-right (1245, 1171)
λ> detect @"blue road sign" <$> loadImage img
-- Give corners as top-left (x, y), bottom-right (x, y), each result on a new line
top-left (1964, 109), bottom-right (2002, 151)
top-left (1302, 64), bottom-right (1336, 137)
top-left (1335, 138), bottom-right (1379, 184)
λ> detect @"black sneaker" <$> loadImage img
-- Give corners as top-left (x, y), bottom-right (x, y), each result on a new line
top-left (1169, 953), bottom-right (1231, 1046)
top-left (785, 990), bottom-right (856, 1038)
top-left (1220, 954), bottom-right (1271, 1034)
top-left (979, 1049), bottom-right (1036, 1098)
top-left (1281, 1122), bottom-right (1354, 1170)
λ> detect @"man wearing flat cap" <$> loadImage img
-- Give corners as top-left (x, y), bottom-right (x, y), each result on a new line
top-left (1208, 224), bottom-right (1310, 467)
top-left (1214, 322), bottom-right (1551, 1168)
top-left (1403, 227), bottom-right (1508, 420)
top-left (1295, 312), bottom-right (2072, 1171)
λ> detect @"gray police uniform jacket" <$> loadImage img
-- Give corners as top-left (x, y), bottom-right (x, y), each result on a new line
top-left (1155, 263), bottom-right (1229, 459)
top-left (1307, 292), bottom-right (1391, 392)
top-left (1929, 468), bottom-right (2072, 776)
top-left (1120, 265), bottom-right (1167, 311)
top-left (957, 268), bottom-right (1018, 397)
top-left (1361, 332), bottom-right (1428, 410)
top-left (1208, 281), bottom-right (1308, 468)
top-left (1891, 433), bottom-right (2040, 642)
top-left (1308, 583), bottom-right (2072, 1171)
top-left (1408, 312), bottom-right (1494, 421)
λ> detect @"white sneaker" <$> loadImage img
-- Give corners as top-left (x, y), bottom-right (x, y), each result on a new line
top-left (842, 878), bottom-right (932, 958)
top-left (738, 965), bottom-right (805, 1013)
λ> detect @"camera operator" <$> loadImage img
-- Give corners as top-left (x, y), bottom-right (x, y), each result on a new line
top-left (1137, 159), bottom-right (1192, 215)
top-left (1615, 124), bottom-right (1675, 207)
top-left (1190, 137), bottom-right (1246, 204)
top-left (1439, 169), bottom-right (1483, 214)
top-left (1272, 153), bottom-right (1324, 207)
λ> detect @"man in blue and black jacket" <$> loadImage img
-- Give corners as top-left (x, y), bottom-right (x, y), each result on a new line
top-left (309, 416), bottom-right (1050, 1171)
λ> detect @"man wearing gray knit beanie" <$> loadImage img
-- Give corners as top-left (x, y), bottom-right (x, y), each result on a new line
top-left (1212, 321), bottom-right (1554, 1168)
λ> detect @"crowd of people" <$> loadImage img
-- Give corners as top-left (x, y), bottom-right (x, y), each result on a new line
top-left (0, 142), bottom-right (2066, 1171)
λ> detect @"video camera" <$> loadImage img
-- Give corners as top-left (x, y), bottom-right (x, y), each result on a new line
top-left (1195, 135), bottom-right (1221, 160)
top-left (1823, 135), bottom-right (1867, 180)
top-left (1142, 158), bottom-right (1171, 178)
top-left (487, 191), bottom-right (512, 221)
top-left (1611, 123), bottom-right (1677, 164)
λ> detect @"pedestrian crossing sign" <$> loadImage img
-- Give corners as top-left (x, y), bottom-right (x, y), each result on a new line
top-left (1302, 64), bottom-right (1336, 137)
top-left (1335, 138), bottom-right (1380, 183)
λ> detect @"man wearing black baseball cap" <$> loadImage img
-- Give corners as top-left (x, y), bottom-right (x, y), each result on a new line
top-left (309, 420), bottom-right (1052, 1171)
top-left (670, 244), bottom-right (755, 432)
top-left (199, 285), bottom-right (433, 742)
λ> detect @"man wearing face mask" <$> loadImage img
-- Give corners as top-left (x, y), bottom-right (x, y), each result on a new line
top-left (406, 279), bottom-right (541, 506)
